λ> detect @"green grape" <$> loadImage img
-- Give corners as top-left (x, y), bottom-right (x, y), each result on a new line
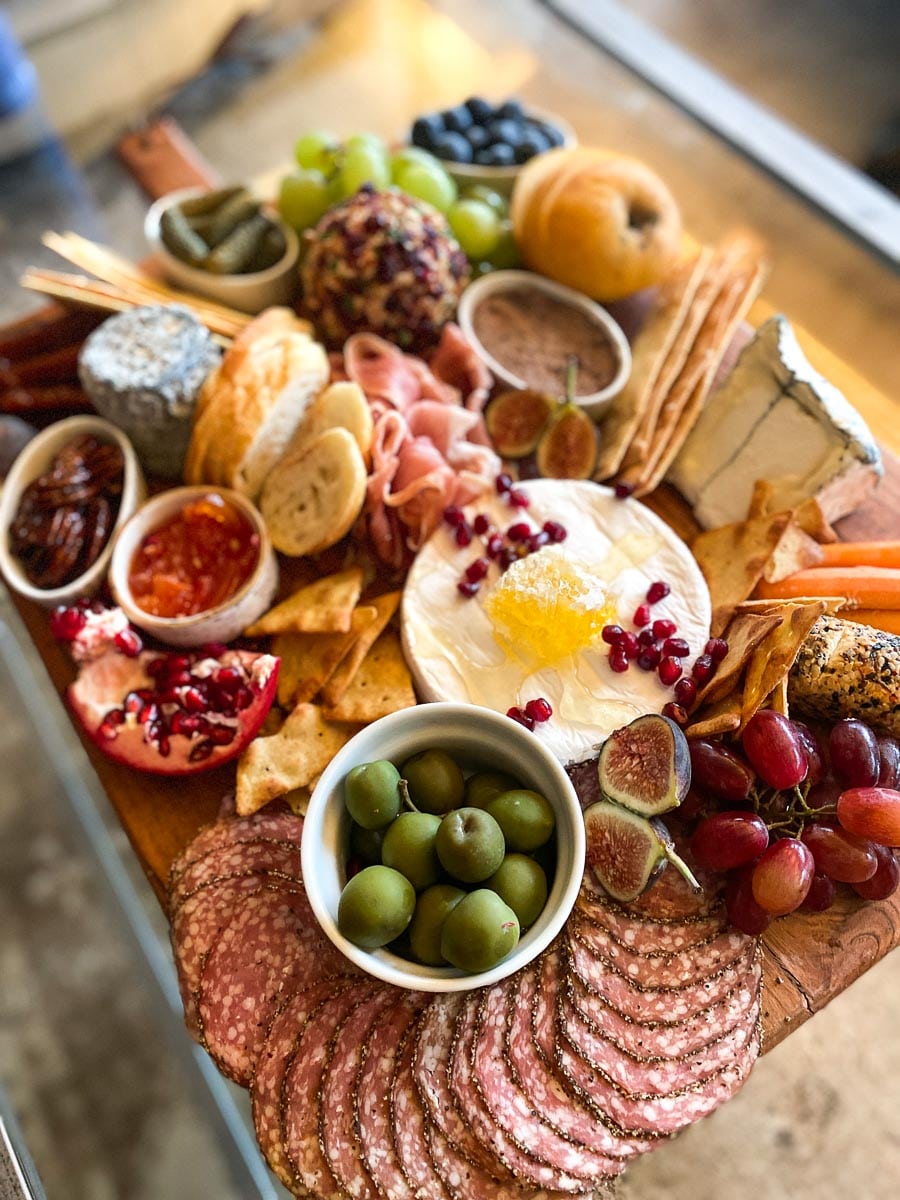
top-left (391, 146), bottom-right (442, 181)
top-left (448, 199), bottom-right (501, 260)
top-left (340, 141), bottom-right (391, 196)
top-left (463, 185), bottom-right (508, 216)
top-left (395, 162), bottom-right (457, 213)
top-left (294, 130), bottom-right (339, 174)
top-left (488, 220), bottom-right (521, 269)
top-left (278, 168), bottom-right (331, 231)
top-left (344, 132), bottom-right (387, 156)
top-left (326, 172), bottom-right (346, 206)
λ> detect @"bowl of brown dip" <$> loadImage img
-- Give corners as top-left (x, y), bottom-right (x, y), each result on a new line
top-left (458, 270), bottom-right (631, 418)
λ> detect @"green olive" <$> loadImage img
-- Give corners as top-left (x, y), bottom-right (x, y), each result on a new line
top-left (464, 770), bottom-right (520, 809)
top-left (402, 749), bottom-right (465, 815)
top-left (338, 865), bottom-right (415, 948)
top-left (440, 889), bottom-right (520, 972)
top-left (486, 789), bottom-right (555, 852)
top-left (344, 760), bottom-right (402, 829)
top-left (408, 884), bottom-right (466, 965)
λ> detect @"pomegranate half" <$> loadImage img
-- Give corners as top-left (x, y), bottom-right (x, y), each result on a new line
top-left (68, 647), bottom-right (279, 776)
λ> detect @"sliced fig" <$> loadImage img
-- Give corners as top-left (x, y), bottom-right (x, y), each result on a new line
top-left (535, 403), bottom-right (598, 479)
top-left (485, 388), bottom-right (555, 458)
top-left (598, 713), bottom-right (690, 816)
top-left (584, 800), bottom-right (699, 902)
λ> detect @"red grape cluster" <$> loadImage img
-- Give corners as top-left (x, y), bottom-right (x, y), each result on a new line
top-left (686, 710), bottom-right (900, 934)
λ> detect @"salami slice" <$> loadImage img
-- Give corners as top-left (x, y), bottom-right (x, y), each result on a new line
top-left (575, 891), bottom-right (726, 956)
top-left (199, 887), bottom-right (351, 1084)
top-left (168, 810), bottom-right (305, 889)
top-left (356, 992), bottom-right (427, 1200)
top-left (283, 986), bottom-right (375, 1200)
top-left (320, 987), bottom-right (397, 1200)
top-left (251, 977), bottom-right (353, 1189)
top-left (424, 1121), bottom-right (587, 1200)
top-left (473, 978), bottom-right (623, 1184)
top-left (169, 838), bottom-right (304, 915)
top-left (391, 1010), bottom-right (452, 1200)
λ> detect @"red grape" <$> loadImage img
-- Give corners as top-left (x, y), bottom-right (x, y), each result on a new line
top-left (678, 787), bottom-right (707, 822)
top-left (800, 872), bottom-right (837, 913)
top-left (751, 838), bottom-right (814, 915)
top-left (688, 739), bottom-right (756, 804)
top-left (800, 822), bottom-right (878, 883)
top-left (829, 718), bottom-right (880, 787)
top-left (724, 865), bottom-right (772, 935)
top-left (691, 811), bottom-right (769, 871)
top-left (791, 721), bottom-right (825, 786)
top-left (837, 786), bottom-right (900, 846)
top-left (877, 736), bottom-right (900, 789)
top-left (852, 845), bottom-right (900, 901)
top-left (741, 710), bottom-right (807, 790)
top-left (806, 776), bottom-right (842, 812)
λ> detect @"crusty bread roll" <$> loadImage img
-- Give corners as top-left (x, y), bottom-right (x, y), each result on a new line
top-left (184, 307), bottom-right (328, 498)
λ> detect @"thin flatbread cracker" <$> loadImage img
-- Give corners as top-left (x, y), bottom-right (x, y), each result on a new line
top-left (686, 692), bottom-right (743, 739)
top-left (763, 521), bottom-right (825, 583)
top-left (245, 567), bottom-right (364, 635)
top-left (694, 611), bottom-right (782, 707)
top-left (319, 591), bottom-right (401, 707)
top-left (767, 676), bottom-right (790, 717)
top-left (740, 600), bottom-right (827, 728)
top-left (692, 511), bottom-right (792, 636)
top-left (235, 703), bottom-right (356, 815)
top-left (274, 605), bottom-right (377, 707)
top-left (320, 627), bottom-right (415, 723)
top-left (595, 250), bottom-right (710, 480)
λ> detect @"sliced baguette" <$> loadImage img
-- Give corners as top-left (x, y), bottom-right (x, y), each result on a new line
top-left (260, 426), bottom-right (367, 557)
top-left (290, 381), bottom-right (373, 460)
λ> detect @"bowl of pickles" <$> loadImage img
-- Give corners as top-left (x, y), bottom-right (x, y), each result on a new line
top-left (301, 702), bottom-right (585, 992)
top-left (145, 186), bottom-right (299, 314)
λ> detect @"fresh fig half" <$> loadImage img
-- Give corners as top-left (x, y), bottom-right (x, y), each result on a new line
top-left (584, 800), bottom-right (699, 902)
top-left (536, 403), bottom-right (598, 479)
top-left (68, 646), bottom-right (279, 776)
top-left (486, 388), bottom-right (555, 458)
top-left (598, 713), bottom-right (690, 816)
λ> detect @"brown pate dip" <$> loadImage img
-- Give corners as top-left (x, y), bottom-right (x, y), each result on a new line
top-left (472, 285), bottom-right (618, 395)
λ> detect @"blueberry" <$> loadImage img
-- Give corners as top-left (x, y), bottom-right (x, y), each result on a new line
top-left (465, 96), bottom-right (495, 124)
top-left (442, 104), bottom-right (473, 134)
top-left (487, 119), bottom-right (524, 149)
top-left (534, 120), bottom-right (565, 148)
top-left (433, 131), bottom-right (473, 163)
top-left (411, 113), bottom-right (445, 149)
top-left (496, 99), bottom-right (525, 122)
top-left (475, 143), bottom-right (516, 167)
top-left (514, 127), bottom-right (550, 162)
top-left (465, 125), bottom-right (491, 151)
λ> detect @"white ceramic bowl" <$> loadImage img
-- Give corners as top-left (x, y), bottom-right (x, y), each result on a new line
top-left (0, 416), bottom-right (146, 608)
top-left (457, 269), bottom-right (632, 419)
top-left (108, 485), bottom-right (278, 647)
top-left (144, 187), bottom-right (300, 315)
top-left (302, 702), bottom-right (585, 993)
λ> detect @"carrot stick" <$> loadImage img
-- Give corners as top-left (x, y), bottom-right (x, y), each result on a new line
top-left (817, 542), bottom-right (900, 570)
top-left (755, 567), bottom-right (900, 610)
top-left (843, 609), bottom-right (900, 636)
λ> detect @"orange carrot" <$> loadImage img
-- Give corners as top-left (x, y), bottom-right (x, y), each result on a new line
top-left (817, 541), bottom-right (900, 569)
top-left (843, 609), bottom-right (900, 635)
top-left (755, 567), bottom-right (900, 610)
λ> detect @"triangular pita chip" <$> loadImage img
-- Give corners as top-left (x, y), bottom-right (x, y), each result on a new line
top-left (692, 511), bottom-right (792, 636)
top-left (763, 520), bottom-right (825, 583)
top-left (740, 600), bottom-right (827, 728)
top-left (319, 591), bottom-right (402, 707)
top-left (245, 567), bottom-right (363, 635)
top-left (320, 627), bottom-right (416, 723)
top-left (274, 605), bottom-right (377, 707)
top-left (685, 692), bottom-right (743, 739)
top-left (694, 610), bottom-right (782, 708)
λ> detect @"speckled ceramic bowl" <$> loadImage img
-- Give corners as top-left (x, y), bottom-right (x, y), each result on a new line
top-left (108, 485), bottom-right (278, 647)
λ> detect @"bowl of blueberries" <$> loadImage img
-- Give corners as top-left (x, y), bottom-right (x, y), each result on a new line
top-left (408, 96), bottom-right (576, 194)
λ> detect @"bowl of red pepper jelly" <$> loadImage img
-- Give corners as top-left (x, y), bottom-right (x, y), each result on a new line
top-left (109, 486), bottom-right (278, 647)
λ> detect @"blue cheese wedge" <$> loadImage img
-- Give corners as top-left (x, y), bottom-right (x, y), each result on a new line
top-left (668, 316), bottom-right (882, 527)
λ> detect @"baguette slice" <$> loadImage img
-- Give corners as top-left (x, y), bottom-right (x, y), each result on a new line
top-left (260, 426), bottom-right (367, 557)
top-left (291, 381), bottom-right (373, 460)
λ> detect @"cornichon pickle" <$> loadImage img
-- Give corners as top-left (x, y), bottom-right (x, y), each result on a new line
top-left (204, 212), bottom-right (270, 275)
top-left (160, 207), bottom-right (209, 267)
top-left (246, 223), bottom-right (287, 272)
top-left (178, 185), bottom-right (244, 217)
top-left (204, 191), bottom-right (260, 248)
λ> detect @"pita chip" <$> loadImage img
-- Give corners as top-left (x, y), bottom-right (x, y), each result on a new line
top-left (245, 567), bottom-right (364, 635)
top-left (319, 591), bottom-right (402, 707)
top-left (320, 627), bottom-right (416, 723)
top-left (274, 604), bottom-right (377, 707)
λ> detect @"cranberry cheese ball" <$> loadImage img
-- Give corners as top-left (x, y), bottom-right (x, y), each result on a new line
top-left (300, 184), bottom-right (469, 351)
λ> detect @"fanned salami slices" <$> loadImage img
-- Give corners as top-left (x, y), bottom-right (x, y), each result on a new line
top-left (168, 810), bottom-right (305, 890)
top-left (169, 838), bottom-right (304, 914)
top-left (391, 1011), bottom-right (452, 1200)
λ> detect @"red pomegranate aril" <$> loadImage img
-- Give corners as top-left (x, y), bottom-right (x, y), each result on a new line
top-left (637, 646), bottom-right (661, 671)
top-left (166, 669), bottom-right (192, 688)
top-left (114, 629), bottom-right (143, 657)
top-left (646, 581), bottom-right (670, 604)
top-left (473, 513), bottom-right (490, 535)
top-left (601, 624), bottom-right (624, 645)
top-left (663, 637), bottom-right (690, 658)
top-left (674, 677), bottom-right (697, 707)
top-left (168, 654), bottom-right (191, 673)
top-left (198, 642), bottom-right (227, 659)
top-left (146, 657), bottom-right (168, 680)
top-left (692, 653), bottom-right (715, 683)
top-left (637, 629), bottom-right (657, 648)
top-left (633, 602), bottom-right (651, 628)
top-left (99, 709), bottom-right (126, 739)
top-left (506, 706), bottom-right (535, 731)
top-left (457, 580), bottom-right (480, 598)
top-left (689, 738), bottom-right (755, 803)
top-left (208, 723), bottom-right (237, 746)
top-left (751, 838), bottom-right (814, 915)
top-left (691, 811), bottom-right (769, 871)
top-left (507, 521), bottom-right (532, 543)
top-left (608, 647), bottom-right (629, 673)
top-left (464, 557), bottom-right (490, 584)
top-left (498, 548), bottom-right (518, 571)
top-left (837, 786), bottom-right (900, 846)
top-left (652, 618), bottom-right (676, 640)
top-left (542, 520), bottom-right (567, 543)
top-left (485, 533), bottom-right (504, 559)
top-left (443, 504), bottom-right (465, 527)
top-left (123, 691), bottom-right (144, 715)
top-left (658, 656), bottom-right (682, 686)
top-left (524, 697), bottom-right (553, 723)
top-left (495, 472), bottom-right (513, 495)
top-left (801, 823), bottom-right (877, 883)
top-left (137, 703), bottom-right (159, 727)
top-left (50, 606), bottom-right (87, 641)
top-left (853, 845), bottom-right (900, 900)
top-left (800, 872), bottom-right (837, 913)
top-left (661, 701), bottom-right (688, 726)
top-left (189, 738), bottom-right (215, 763)
top-left (181, 687), bottom-right (207, 713)
top-left (614, 482), bottom-right (634, 499)
top-left (508, 488), bottom-right (530, 508)
top-left (619, 631), bottom-right (639, 660)
top-left (705, 637), bottom-right (728, 662)
top-left (213, 665), bottom-right (242, 688)
top-left (454, 522), bottom-right (473, 547)
top-left (233, 686), bottom-right (254, 711)
top-left (527, 531), bottom-right (550, 553)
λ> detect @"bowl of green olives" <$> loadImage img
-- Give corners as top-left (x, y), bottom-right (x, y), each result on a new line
top-left (301, 701), bottom-right (585, 992)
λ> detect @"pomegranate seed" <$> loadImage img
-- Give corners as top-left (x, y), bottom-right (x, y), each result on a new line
top-left (171, 712), bottom-right (203, 735)
top-left (508, 488), bottom-right (529, 508)
top-left (232, 687), bottom-right (254, 711)
top-left (620, 631), bottom-right (639, 659)
top-left (167, 670), bottom-right (192, 688)
top-left (146, 658), bottom-right (168, 679)
top-left (674, 677), bottom-right (697, 707)
top-left (473, 513), bottom-right (490, 535)
top-left (181, 687), bottom-right (207, 713)
top-left (98, 709), bottom-right (125, 739)
top-left (637, 629), bottom-right (657, 648)
top-left (647, 581), bottom-right (671, 604)
top-left (658, 656), bottom-right (683, 686)
top-left (705, 637), bottom-right (729, 662)
top-left (138, 703), bottom-right (159, 726)
top-left (633, 603), bottom-right (651, 628)
top-left (692, 653), bottom-right (715, 683)
top-left (542, 520), bottom-right (567, 543)
top-left (608, 647), bottom-right (629, 673)
top-left (652, 618), bottom-right (677, 639)
top-left (506, 706), bottom-right (535, 731)
top-left (198, 642), bottom-right (227, 658)
top-left (208, 723), bottom-right (237, 746)
top-left (214, 665), bottom-right (242, 688)
top-left (485, 533), bottom-right (504, 559)
top-left (638, 646), bottom-right (661, 670)
top-left (457, 580), bottom-right (480, 598)
top-left (663, 637), bottom-right (690, 658)
top-left (114, 629), bottom-right (143, 657)
top-left (454, 522), bottom-right (472, 547)
top-left (189, 739), bottom-right (215, 763)
top-left (49, 606), bottom-right (87, 641)
top-left (601, 624), bottom-right (624, 645)
top-left (169, 710), bottom-right (190, 735)
top-left (662, 701), bottom-right (688, 726)
top-left (168, 654), bottom-right (191, 673)
top-left (443, 504), bottom-right (465, 527)
top-left (123, 691), bottom-right (144, 715)
top-left (524, 698), bottom-right (553, 723)
top-left (506, 522), bottom-right (531, 542)
top-left (499, 548), bottom-right (518, 571)
top-left (495, 472), bottom-right (513, 495)
top-left (614, 482), bottom-right (634, 499)
top-left (526, 530), bottom-right (550, 553)
top-left (465, 558), bottom-right (489, 583)
top-left (157, 736), bottom-right (171, 757)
